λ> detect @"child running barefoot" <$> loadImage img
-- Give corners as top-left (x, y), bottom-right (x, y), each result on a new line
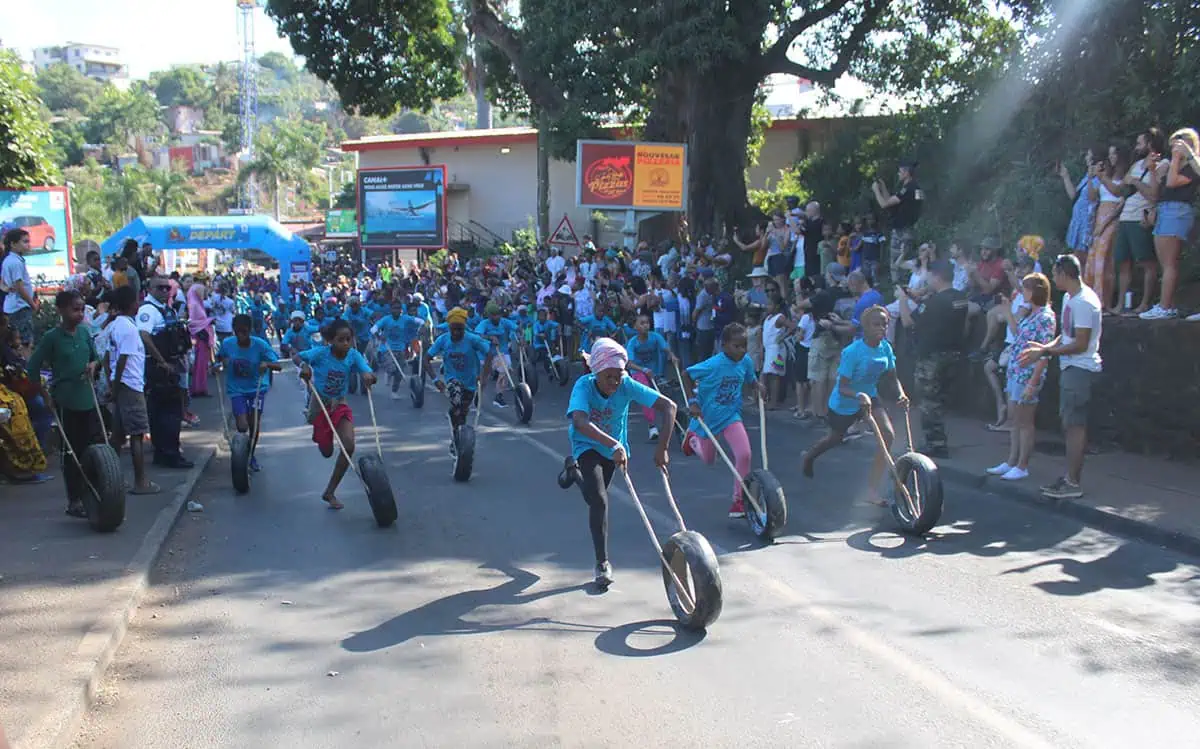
top-left (371, 300), bottom-right (422, 400)
top-left (296, 320), bottom-right (377, 510)
top-left (800, 306), bottom-right (910, 504)
top-left (679, 324), bottom-right (768, 519)
top-left (425, 307), bottom-right (492, 455)
top-left (563, 338), bottom-right (676, 588)
top-left (217, 314), bottom-right (283, 472)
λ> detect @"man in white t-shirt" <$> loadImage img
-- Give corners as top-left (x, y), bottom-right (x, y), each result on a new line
top-left (105, 286), bottom-right (160, 495)
top-left (1018, 254), bottom-right (1101, 500)
top-left (545, 248), bottom-right (566, 279)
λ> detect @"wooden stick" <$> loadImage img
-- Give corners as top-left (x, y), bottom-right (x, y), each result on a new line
top-left (758, 392), bottom-right (768, 472)
top-left (621, 469), bottom-right (696, 613)
top-left (88, 379), bottom-right (110, 445)
top-left (862, 404), bottom-right (919, 519)
top-left (365, 386), bottom-right (383, 460)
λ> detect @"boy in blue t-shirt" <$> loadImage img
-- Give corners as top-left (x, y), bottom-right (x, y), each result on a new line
top-left (297, 319), bottom-right (376, 510)
top-left (560, 337), bottom-right (676, 589)
top-left (801, 305), bottom-right (909, 502)
top-left (531, 308), bottom-right (561, 373)
top-left (371, 300), bottom-right (424, 397)
top-left (680, 323), bottom-right (764, 519)
top-left (343, 297), bottom-right (374, 395)
top-left (426, 307), bottom-right (493, 454)
top-left (280, 311), bottom-right (311, 358)
top-left (474, 303), bottom-right (520, 407)
top-left (216, 314), bottom-right (283, 471)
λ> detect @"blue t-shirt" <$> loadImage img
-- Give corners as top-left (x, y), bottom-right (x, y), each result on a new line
top-left (429, 332), bottom-right (491, 386)
top-left (577, 315), bottom-right (618, 352)
top-left (282, 326), bottom-right (311, 354)
top-left (373, 314), bottom-right (422, 352)
top-left (532, 319), bottom-right (559, 350)
top-left (303, 318), bottom-right (325, 342)
top-left (828, 338), bottom-right (896, 416)
top-left (627, 332), bottom-right (669, 377)
top-left (299, 345), bottom-right (372, 400)
top-left (566, 374), bottom-right (661, 461)
top-left (475, 318), bottom-right (519, 355)
top-left (217, 336), bottom-right (279, 396)
top-left (851, 288), bottom-right (885, 330)
top-left (344, 308), bottom-right (373, 342)
top-left (686, 352), bottom-right (757, 434)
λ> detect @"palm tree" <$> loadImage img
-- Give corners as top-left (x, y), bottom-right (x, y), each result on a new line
top-left (103, 166), bottom-right (151, 225)
top-left (147, 167), bottom-right (196, 216)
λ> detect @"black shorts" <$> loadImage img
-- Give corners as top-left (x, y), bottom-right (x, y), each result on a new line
top-left (826, 396), bottom-right (883, 433)
top-left (788, 345), bottom-right (810, 384)
top-left (767, 254), bottom-right (790, 276)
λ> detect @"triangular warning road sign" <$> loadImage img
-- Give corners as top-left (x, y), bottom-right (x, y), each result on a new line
top-left (549, 214), bottom-right (580, 247)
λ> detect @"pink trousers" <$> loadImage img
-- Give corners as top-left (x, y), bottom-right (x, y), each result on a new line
top-left (688, 420), bottom-right (752, 501)
top-left (191, 335), bottom-right (211, 396)
top-left (630, 371), bottom-right (657, 424)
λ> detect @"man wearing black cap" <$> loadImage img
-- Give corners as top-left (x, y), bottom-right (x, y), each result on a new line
top-left (897, 259), bottom-right (967, 457)
top-left (873, 159), bottom-right (924, 283)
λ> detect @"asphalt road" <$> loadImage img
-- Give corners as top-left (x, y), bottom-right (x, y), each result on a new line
top-left (72, 364), bottom-right (1200, 748)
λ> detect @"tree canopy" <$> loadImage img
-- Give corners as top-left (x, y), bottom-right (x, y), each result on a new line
top-left (149, 65), bottom-right (210, 108)
top-left (35, 63), bottom-right (104, 114)
top-left (0, 51), bottom-right (59, 188)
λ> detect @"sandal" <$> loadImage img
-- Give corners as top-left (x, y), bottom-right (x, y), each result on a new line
top-left (323, 494), bottom-right (345, 510)
top-left (130, 481), bottom-right (161, 495)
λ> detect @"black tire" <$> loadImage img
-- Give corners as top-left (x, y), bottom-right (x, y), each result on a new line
top-left (514, 382), bottom-right (533, 424)
top-left (230, 432), bottom-right (252, 494)
top-left (744, 468), bottom-right (787, 541)
top-left (453, 424), bottom-right (476, 482)
top-left (81, 444), bottom-right (125, 533)
top-left (659, 530), bottom-right (723, 631)
top-left (523, 355), bottom-right (539, 397)
top-left (890, 451), bottom-right (943, 535)
top-left (554, 359), bottom-right (569, 387)
top-left (409, 374), bottom-right (425, 408)
top-left (358, 454), bottom-right (398, 527)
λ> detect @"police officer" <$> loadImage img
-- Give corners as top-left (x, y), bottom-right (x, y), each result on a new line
top-left (873, 158), bottom-right (924, 284)
top-left (136, 276), bottom-right (194, 469)
top-left (896, 259), bottom-right (967, 458)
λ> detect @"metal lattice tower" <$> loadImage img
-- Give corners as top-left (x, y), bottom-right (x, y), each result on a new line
top-left (236, 0), bottom-right (263, 211)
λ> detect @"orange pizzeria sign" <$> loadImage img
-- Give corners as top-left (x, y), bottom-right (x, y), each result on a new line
top-left (576, 139), bottom-right (688, 212)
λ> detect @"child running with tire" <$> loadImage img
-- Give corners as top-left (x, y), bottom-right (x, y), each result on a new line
top-left (562, 337), bottom-right (677, 588)
top-left (371, 299), bottom-right (423, 399)
top-left (625, 311), bottom-right (676, 442)
top-left (800, 306), bottom-right (909, 503)
top-left (679, 323), bottom-right (768, 519)
top-left (217, 314), bottom-right (283, 472)
top-left (426, 307), bottom-right (492, 455)
top-left (474, 303), bottom-right (519, 407)
top-left (296, 319), bottom-right (377, 509)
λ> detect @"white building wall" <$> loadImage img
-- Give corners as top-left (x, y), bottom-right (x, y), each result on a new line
top-left (353, 125), bottom-right (813, 251)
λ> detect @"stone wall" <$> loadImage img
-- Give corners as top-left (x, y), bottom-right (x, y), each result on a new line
top-left (901, 317), bottom-right (1200, 463)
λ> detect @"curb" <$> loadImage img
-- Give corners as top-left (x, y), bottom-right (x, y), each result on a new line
top-left (14, 447), bottom-right (217, 749)
top-left (937, 462), bottom-right (1200, 559)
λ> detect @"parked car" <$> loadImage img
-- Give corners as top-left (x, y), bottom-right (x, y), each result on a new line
top-left (1, 215), bottom-right (56, 252)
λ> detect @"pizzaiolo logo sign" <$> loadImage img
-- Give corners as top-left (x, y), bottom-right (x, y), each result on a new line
top-left (584, 156), bottom-right (634, 200)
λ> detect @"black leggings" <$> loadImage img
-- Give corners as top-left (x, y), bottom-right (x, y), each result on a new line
top-left (577, 449), bottom-right (616, 564)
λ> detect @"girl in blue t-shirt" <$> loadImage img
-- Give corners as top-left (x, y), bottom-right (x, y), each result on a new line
top-left (801, 306), bottom-right (909, 501)
top-left (561, 337), bottom-right (676, 589)
top-left (680, 323), bottom-right (765, 519)
top-left (625, 312), bottom-right (676, 443)
top-left (297, 319), bottom-right (377, 510)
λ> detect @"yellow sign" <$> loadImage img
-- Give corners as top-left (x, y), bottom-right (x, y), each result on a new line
top-left (632, 144), bottom-right (685, 210)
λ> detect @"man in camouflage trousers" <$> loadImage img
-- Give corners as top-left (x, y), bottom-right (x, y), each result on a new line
top-left (896, 260), bottom-right (968, 458)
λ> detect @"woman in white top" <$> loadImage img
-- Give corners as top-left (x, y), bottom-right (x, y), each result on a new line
top-left (761, 299), bottom-right (788, 409)
top-left (886, 242), bottom-right (937, 341)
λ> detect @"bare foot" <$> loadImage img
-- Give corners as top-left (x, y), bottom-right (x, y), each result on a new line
top-left (322, 493), bottom-right (345, 510)
top-left (801, 452), bottom-right (814, 478)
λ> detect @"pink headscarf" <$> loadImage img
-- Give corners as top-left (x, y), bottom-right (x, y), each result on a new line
top-left (584, 337), bottom-right (628, 373)
top-left (186, 283), bottom-right (212, 336)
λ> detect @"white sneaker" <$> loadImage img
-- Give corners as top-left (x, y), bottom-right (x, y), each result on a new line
top-left (1140, 305), bottom-right (1177, 320)
top-left (648, 425), bottom-right (659, 442)
top-left (187, 500), bottom-right (204, 512)
top-left (1186, 312), bottom-right (1200, 322)
top-left (986, 462), bottom-right (1012, 475)
top-left (390, 391), bottom-right (402, 400)
top-left (1000, 467), bottom-right (1029, 481)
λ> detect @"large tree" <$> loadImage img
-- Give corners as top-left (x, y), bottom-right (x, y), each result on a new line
top-left (85, 85), bottom-right (162, 147)
top-left (149, 65), bottom-right (210, 108)
top-left (268, 0), bottom-right (1036, 234)
top-left (0, 51), bottom-right (59, 188)
top-left (36, 62), bottom-right (104, 114)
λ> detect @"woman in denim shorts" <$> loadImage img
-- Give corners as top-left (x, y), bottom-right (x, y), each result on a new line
top-left (1141, 128), bottom-right (1199, 320)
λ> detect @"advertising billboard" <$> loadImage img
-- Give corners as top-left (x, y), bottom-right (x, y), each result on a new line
top-left (357, 166), bottom-right (447, 249)
top-left (576, 140), bottom-right (687, 212)
top-left (0, 186), bottom-right (73, 280)
top-left (325, 209), bottom-right (357, 238)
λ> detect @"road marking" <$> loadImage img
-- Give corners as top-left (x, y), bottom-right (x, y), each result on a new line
top-left (494, 411), bottom-right (1060, 749)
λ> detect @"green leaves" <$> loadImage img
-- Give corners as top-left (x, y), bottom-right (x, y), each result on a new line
top-left (266, 0), bottom-right (463, 116)
top-left (0, 51), bottom-right (59, 189)
top-left (36, 63), bottom-right (104, 114)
